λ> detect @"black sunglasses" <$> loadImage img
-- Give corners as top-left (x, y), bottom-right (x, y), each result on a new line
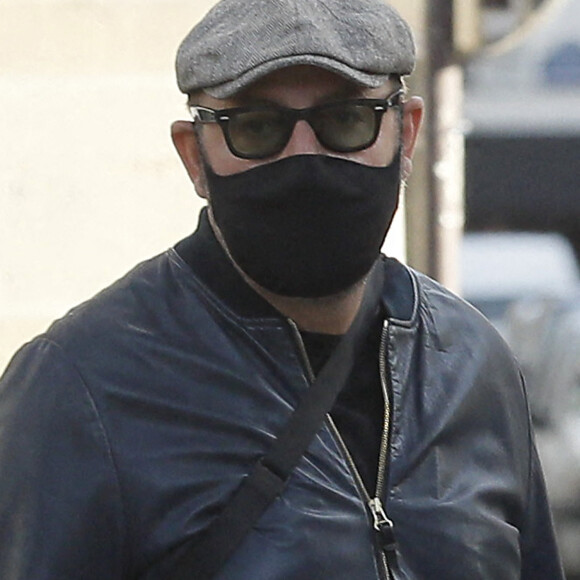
top-left (189, 88), bottom-right (404, 160)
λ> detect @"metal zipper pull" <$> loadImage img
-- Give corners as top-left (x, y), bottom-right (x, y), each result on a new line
top-left (368, 497), bottom-right (397, 555)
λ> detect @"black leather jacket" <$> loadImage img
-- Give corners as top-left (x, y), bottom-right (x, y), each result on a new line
top-left (0, 213), bottom-right (563, 579)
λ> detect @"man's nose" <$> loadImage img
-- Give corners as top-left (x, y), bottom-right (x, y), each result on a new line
top-left (280, 119), bottom-right (324, 157)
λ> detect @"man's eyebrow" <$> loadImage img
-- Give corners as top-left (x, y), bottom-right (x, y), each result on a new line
top-left (230, 94), bottom-right (278, 107)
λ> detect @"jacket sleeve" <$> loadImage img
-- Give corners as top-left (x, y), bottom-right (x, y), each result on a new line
top-left (520, 436), bottom-right (566, 579)
top-left (0, 338), bottom-right (127, 579)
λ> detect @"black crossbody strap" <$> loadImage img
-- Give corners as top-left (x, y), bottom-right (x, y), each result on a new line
top-left (170, 262), bottom-right (385, 580)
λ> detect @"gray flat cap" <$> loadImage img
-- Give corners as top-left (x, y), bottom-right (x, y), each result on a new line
top-left (176, 0), bottom-right (416, 98)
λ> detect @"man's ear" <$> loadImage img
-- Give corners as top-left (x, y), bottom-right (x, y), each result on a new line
top-left (171, 120), bottom-right (209, 199)
top-left (400, 96), bottom-right (424, 180)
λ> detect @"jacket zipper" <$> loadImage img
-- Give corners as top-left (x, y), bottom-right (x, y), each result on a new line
top-left (287, 318), bottom-right (395, 580)
top-left (373, 320), bottom-right (395, 579)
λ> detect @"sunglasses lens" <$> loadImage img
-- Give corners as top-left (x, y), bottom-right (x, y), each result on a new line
top-left (222, 101), bottom-right (381, 159)
top-left (228, 110), bottom-right (291, 158)
top-left (313, 103), bottom-right (377, 152)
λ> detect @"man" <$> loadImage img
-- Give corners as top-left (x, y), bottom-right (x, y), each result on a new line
top-left (0, 0), bottom-right (564, 578)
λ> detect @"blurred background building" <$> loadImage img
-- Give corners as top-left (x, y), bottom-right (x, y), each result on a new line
top-left (463, 2), bottom-right (580, 575)
top-left (464, 0), bottom-right (580, 260)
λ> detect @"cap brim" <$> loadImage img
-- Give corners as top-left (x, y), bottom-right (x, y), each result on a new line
top-left (203, 54), bottom-right (395, 99)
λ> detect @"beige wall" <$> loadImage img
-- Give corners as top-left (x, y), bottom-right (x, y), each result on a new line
top-left (0, 1), bottom-right (222, 371)
top-left (0, 0), bottom-right (413, 373)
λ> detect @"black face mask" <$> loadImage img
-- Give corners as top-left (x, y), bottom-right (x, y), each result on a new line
top-left (204, 153), bottom-right (401, 298)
